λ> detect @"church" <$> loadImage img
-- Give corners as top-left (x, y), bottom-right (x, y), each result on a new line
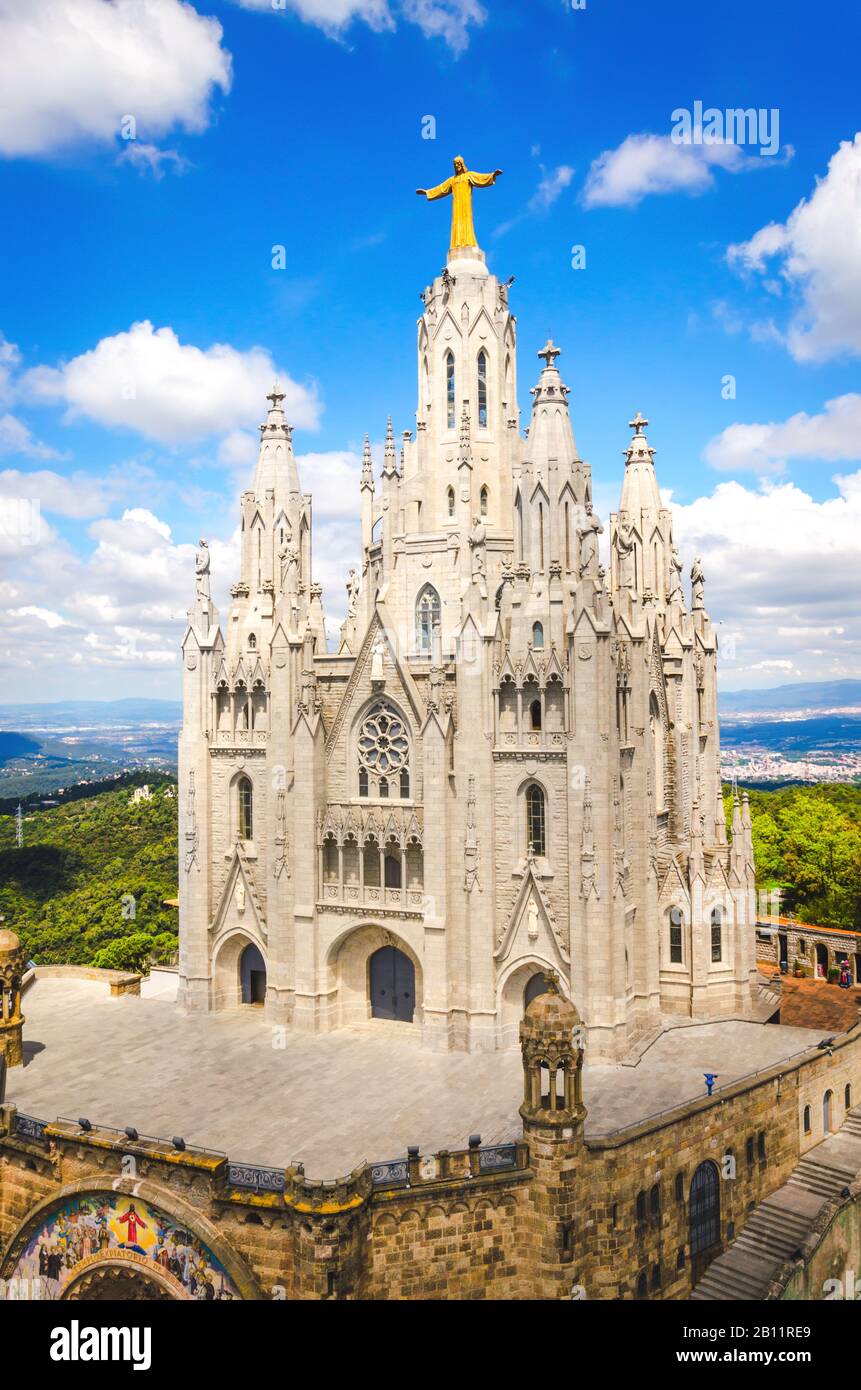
top-left (177, 157), bottom-right (758, 1060)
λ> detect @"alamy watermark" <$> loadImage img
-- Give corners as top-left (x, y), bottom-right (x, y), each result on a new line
top-left (671, 102), bottom-right (780, 157)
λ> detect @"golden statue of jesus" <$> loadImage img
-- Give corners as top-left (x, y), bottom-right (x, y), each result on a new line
top-left (416, 156), bottom-right (503, 252)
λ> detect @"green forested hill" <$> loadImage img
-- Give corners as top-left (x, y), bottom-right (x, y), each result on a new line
top-left (0, 778), bottom-right (178, 972)
top-left (0, 777), bottom-right (857, 971)
top-left (725, 783), bottom-right (861, 931)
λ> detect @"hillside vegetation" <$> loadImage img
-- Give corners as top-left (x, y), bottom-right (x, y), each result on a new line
top-left (0, 779), bottom-right (857, 972)
top-left (727, 783), bottom-right (861, 931)
top-left (0, 778), bottom-right (178, 972)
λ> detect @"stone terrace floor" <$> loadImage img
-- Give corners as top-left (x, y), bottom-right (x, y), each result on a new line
top-left (7, 979), bottom-right (826, 1179)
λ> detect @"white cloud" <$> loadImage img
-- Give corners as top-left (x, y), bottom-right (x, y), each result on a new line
top-left (24, 321), bottom-right (320, 445)
top-left (727, 133), bottom-right (861, 361)
top-left (670, 471), bottom-right (861, 684)
top-left (582, 133), bottom-right (753, 208)
top-left (0, 0), bottom-right (231, 159)
top-left (118, 142), bottom-right (191, 179)
top-left (0, 467), bottom-right (133, 519)
top-left (703, 393), bottom-right (861, 474)
top-left (0, 414), bottom-right (63, 461)
top-left (495, 163), bottom-right (574, 237)
top-left (232, 0), bottom-right (485, 51)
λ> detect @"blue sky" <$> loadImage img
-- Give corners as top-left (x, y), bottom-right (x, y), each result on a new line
top-left (0, 0), bottom-right (860, 699)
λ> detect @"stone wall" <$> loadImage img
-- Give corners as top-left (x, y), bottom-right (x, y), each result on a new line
top-left (2, 1024), bottom-right (860, 1300)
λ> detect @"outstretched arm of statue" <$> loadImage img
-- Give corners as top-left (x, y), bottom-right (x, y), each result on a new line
top-left (418, 177), bottom-right (454, 200)
top-left (468, 169), bottom-right (503, 186)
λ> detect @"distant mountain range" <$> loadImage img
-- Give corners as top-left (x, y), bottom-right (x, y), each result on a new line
top-left (718, 680), bottom-right (861, 714)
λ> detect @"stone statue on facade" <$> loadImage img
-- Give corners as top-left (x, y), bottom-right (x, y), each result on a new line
top-left (577, 503), bottom-right (603, 578)
top-left (194, 539), bottom-right (211, 603)
top-left (691, 556), bottom-right (705, 610)
top-left (616, 523), bottom-right (636, 590)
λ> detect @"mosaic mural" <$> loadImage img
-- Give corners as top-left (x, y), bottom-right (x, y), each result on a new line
top-left (11, 1192), bottom-right (240, 1300)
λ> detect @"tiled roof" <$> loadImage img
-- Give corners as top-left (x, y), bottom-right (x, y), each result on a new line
top-left (758, 971), bottom-right (861, 1032)
top-left (758, 915), bottom-right (861, 940)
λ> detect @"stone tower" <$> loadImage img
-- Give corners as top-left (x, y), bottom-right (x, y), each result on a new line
top-left (177, 170), bottom-right (757, 1058)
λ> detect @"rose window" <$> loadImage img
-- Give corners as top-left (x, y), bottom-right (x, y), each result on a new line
top-left (358, 703), bottom-right (410, 798)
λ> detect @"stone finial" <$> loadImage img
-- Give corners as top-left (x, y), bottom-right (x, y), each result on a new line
top-left (628, 410), bottom-right (648, 435)
top-left (537, 340), bottom-right (561, 370)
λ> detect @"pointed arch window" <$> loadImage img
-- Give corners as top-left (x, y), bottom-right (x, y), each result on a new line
top-left (238, 777), bottom-right (253, 841)
top-left (532, 621), bottom-right (544, 649)
top-left (480, 485), bottom-right (488, 518)
top-left (669, 906), bottom-right (684, 965)
top-left (650, 693), bottom-right (666, 813)
top-left (477, 349), bottom-right (488, 428)
top-left (530, 699), bottom-right (542, 731)
top-left (447, 486), bottom-right (455, 519)
top-left (710, 906), bottom-right (723, 963)
top-left (445, 351), bottom-right (456, 429)
top-left (415, 584), bottom-right (441, 655)
top-left (526, 784), bottom-right (546, 857)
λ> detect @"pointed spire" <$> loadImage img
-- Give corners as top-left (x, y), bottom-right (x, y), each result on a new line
top-left (360, 434), bottom-right (374, 491)
top-left (383, 417), bottom-right (398, 477)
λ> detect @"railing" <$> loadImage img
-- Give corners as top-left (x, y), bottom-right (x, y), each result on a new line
top-left (15, 1113), bottom-right (47, 1143)
top-left (227, 1162), bottom-right (286, 1193)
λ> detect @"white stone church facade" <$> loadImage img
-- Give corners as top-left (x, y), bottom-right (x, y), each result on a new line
top-left (178, 235), bottom-right (758, 1060)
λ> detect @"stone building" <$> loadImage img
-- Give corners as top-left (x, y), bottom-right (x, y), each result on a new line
top-left (1, 969), bottom-right (860, 1301)
top-left (177, 174), bottom-right (757, 1060)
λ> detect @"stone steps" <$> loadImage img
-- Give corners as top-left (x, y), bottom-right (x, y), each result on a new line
top-left (691, 1107), bottom-right (861, 1301)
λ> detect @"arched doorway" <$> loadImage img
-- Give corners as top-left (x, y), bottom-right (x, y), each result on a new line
top-left (689, 1161), bottom-right (721, 1280)
top-left (240, 943), bottom-right (266, 1006)
top-left (815, 943), bottom-right (829, 978)
top-left (524, 972), bottom-right (550, 1008)
top-left (777, 933), bottom-right (788, 971)
top-left (369, 945), bottom-right (415, 1022)
top-left (823, 1089), bottom-right (833, 1134)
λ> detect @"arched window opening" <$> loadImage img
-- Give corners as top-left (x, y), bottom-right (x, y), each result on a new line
top-left (532, 621), bottom-right (544, 649)
top-left (359, 768), bottom-right (369, 798)
top-left (529, 699), bottom-right (542, 732)
top-left (636, 1271), bottom-right (647, 1300)
top-left (846, 1083), bottom-right (852, 1109)
top-left (477, 349), bottom-right (488, 428)
top-left (564, 501), bottom-right (571, 572)
top-left (384, 853), bottom-right (402, 888)
top-left (539, 1062), bottom-right (551, 1109)
top-left (238, 777), bottom-right (253, 841)
top-left (378, 776), bottom-right (389, 799)
top-left (539, 502), bottom-right (545, 570)
top-left (363, 843), bottom-right (380, 886)
top-left (248, 632), bottom-right (256, 649)
top-left (651, 1264), bottom-right (661, 1292)
top-left (526, 784), bottom-right (546, 857)
top-left (823, 1089), bottom-right (834, 1134)
top-left (688, 1161), bottom-right (720, 1261)
top-left (650, 1184), bottom-right (661, 1220)
top-left (757, 1131), bottom-right (766, 1161)
top-left (635, 1191), bottom-right (646, 1225)
top-left (710, 906), bottom-right (723, 963)
top-left (555, 1065), bottom-right (566, 1109)
top-left (803, 1104), bottom-right (811, 1135)
top-left (447, 485), bottom-right (455, 519)
top-left (669, 906), bottom-right (684, 965)
top-left (399, 768), bottom-right (410, 798)
top-left (675, 1172), bottom-right (685, 1203)
top-left (415, 584), bottom-right (441, 655)
top-left (480, 484), bottom-right (488, 517)
top-left (445, 350), bottom-right (455, 429)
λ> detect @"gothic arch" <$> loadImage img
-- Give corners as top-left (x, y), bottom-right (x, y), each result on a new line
top-left (325, 923), bottom-right (424, 1029)
top-left (212, 930), bottom-right (266, 1011)
top-left (516, 776), bottom-right (549, 859)
top-left (0, 1178), bottom-right (262, 1301)
top-left (351, 695), bottom-right (413, 800)
top-left (497, 955), bottom-right (565, 1049)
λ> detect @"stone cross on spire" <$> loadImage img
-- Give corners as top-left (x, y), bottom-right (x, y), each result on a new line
top-left (628, 411), bottom-right (648, 435)
top-left (267, 382), bottom-right (286, 410)
top-left (537, 340), bottom-right (561, 370)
